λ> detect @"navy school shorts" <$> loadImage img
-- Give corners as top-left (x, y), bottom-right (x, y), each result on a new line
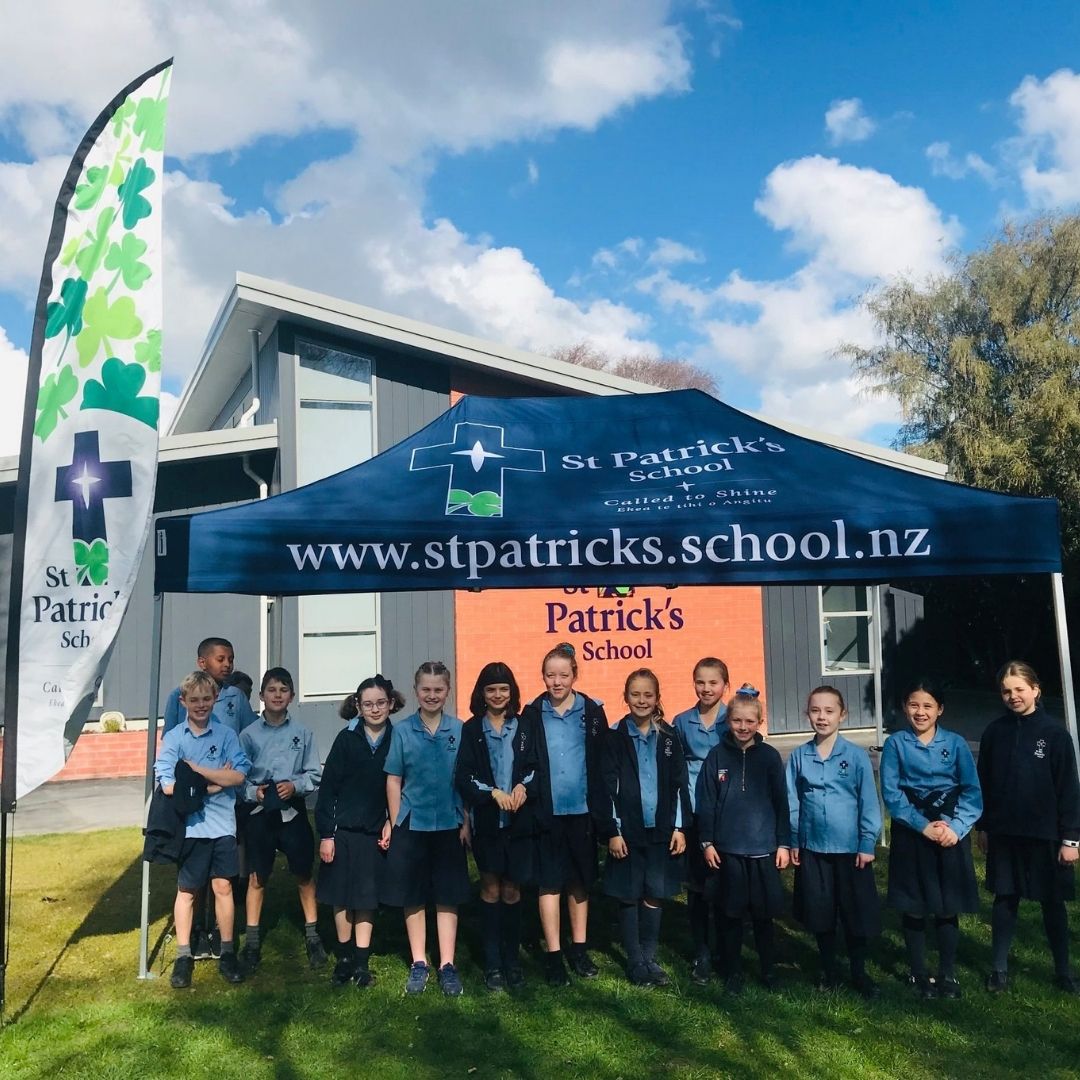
top-left (177, 835), bottom-right (239, 890)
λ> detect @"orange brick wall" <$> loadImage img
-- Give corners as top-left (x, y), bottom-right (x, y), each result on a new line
top-left (454, 584), bottom-right (766, 727)
top-left (0, 730), bottom-right (157, 784)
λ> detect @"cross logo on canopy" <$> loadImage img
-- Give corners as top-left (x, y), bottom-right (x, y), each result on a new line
top-left (54, 430), bottom-right (133, 544)
top-left (410, 422), bottom-right (545, 517)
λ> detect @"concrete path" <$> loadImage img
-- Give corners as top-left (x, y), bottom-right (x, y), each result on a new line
top-left (13, 777), bottom-right (145, 837)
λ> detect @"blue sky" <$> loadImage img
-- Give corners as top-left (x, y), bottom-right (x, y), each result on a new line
top-left (1, 1), bottom-right (1079, 454)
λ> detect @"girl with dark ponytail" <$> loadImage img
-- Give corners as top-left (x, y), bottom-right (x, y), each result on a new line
top-left (315, 675), bottom-right (403, 988)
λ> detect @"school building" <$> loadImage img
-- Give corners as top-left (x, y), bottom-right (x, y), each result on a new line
top-left (0, 273), bottom-right (941, 777)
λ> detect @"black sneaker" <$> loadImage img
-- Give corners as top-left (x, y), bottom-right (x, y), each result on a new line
top-left (305, 936), bottom-right (328, 969)
top-left (504, 965), bottom-right (526, 991)
top-left (908, 973), bottom-right (935, 1000)
top-left (484, 968), bottom-right (506, 992)
top-left (331, 956), bottom-right (356, 987)
top-left (690, 956), bottom-right (712, 985)
top-left (853, 975), bottom-right (880, 1000)
top-left (545, 952), bottom-right (570, 987)
top-left (208, 928), bottom-right (222, 960)
top-left (191, 929), bottom-right (212, 961)
top-left (567, 949), bottom-right (599, 979)
top-left (645, 960), bottom-right (671, 988)
top-left (438, 962), bottom-right (464, 997)
top-left (986, 969), bottom-right (1008, 993)
top-left (239, 942), bottom-right (261, 974)
top-left (218, 951), bottom-right (244, 984)
top-left (937, 977), bottom-right (962, 999)
top-left (354, 966), bottom-right (376, 989)
top-left (1053, 973), bottom-right (1079, 994)
top-left (628, 961), bottom-right (655, 987)
top-left (170, 955), bottom-right (194, 989)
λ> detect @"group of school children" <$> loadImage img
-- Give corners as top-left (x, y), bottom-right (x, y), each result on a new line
top-left (153, 637), bottom-right (1080, 999)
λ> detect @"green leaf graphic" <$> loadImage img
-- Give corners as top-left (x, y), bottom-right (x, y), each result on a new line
top-left (110, 98), bottom-right (135, 138)
top-left (104, 233), bottom-right (151, 290)
top-left (74, 539), bottom-right (110, 586)
top-left (134, 329), bottom-right (161, 372)
top-left (59, 235), bottom-right (81, 267)
top-left (81, 357), bottom-right (158, 428)
top-left (468, 491), bottom-right (502, 517)
top-left (74, 207), bottom-right (116, 281)
top-left (34, 365), bottom-right (79, 441)
top-left (74, 165), bottom-right (109, 211)
top-left (75, 288), bottom-right (143, 368)
top-left (117, 158), bottom-right (155, 229)
top-left (134, 97), bottom-right (167, 152)
top-left (447, 488), bottom-right (472, 513)
top-left (45, 278), bottom-right (88, 339)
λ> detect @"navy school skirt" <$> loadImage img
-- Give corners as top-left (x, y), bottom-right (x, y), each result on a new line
top-left (602, 830), bottom-right (685, 902)
top-left (316, 827), bottom-right (386, 911)
top-left (985, 834), bottom-right (1075, 903)
top-left (795, 848), bottom-right (882, 935)
top-left (382, 820), bottom-right (472, 908)
top-left (886, 823), bottom-right (979, 916)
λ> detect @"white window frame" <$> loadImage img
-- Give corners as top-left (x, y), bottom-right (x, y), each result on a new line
top-left (294, 335), bottom-right (381, 701)
top-left (818, 584), bottom-right (873, 676)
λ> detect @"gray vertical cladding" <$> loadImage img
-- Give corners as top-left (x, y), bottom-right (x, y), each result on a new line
top-left (256, 326), bottom-right (281, 427)
top-left (102, 506), bottom-right (262, 719)
top-left (0, 534), bottom-right (10, 726)
top-left (375, 346), bottom-right (454, 707)
top-left (211, 371), bottom-right (252, 430)
top-left (762, 584), bottom-right (872, 732)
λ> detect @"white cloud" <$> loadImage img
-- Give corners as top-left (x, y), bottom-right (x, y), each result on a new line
top-left (755, 156), bottom-right (960, 280)
top-left (0, 325), bottom-right (29, 457)
top-left (592, 236), bottom-right (644, 269)
top-left (1008, 68), bottom-right (1080, 206)
top-left (526, 158), bottom-right (540, 184)
top-left (759, 376), bottom-right (901, 439)
top-left (925, 140), bottom-right (997, 183)
top-left (646, 237), bottom-right (705, 266)
top-left (0, 2), bottom-right (691, 161)
top-left (824, 98), bottom-right (876, 145)
top-left (635, 269), bottom-right (715, 317)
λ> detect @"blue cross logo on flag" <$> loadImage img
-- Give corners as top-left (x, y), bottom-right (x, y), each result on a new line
top-left (409, 422), bottom-right (545, 517)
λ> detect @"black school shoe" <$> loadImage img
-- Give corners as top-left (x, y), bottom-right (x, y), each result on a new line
top-left (645, 961), bottom-right (671, 988)
top-left (627, 962), bottom-right (655, 988)
top-left (908, 973), bottom-right (936, 1000)
top-left (690, 956), bottom-right (712, 985)
top-left (723, 973), bottom-right (744, 996)
top-left (354, 966), bottom-right (376, 989)
top-left (330, 956), bottom-right (356, 988)
top-left (545, 951), bottom-right (570, 987)
top-left (937, 977), bottom-right (962, 999)
top-left (305, 936), bottom-right (328, 969)
top-left (504, 965), bottom-right (527, 991)
top-left (484, 968), bottom-right (506, 992)
top-left (986, 969), bottom-right (1009, 993)
top-left (170, 955), bottom-right (194, 989)
top-left (815, 971), bottom-right (841, 992)
top-left (191, 929), bottom-right (212, 961)
top-left (239, 942), bottom-right (261, 974)
top-left (218, 951), bottom-right (245, 984)
top-left (567, 948), bottom-right (599, 979)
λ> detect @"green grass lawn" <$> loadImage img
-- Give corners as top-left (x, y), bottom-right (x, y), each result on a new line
top-left (1, 827), bottom-right (1078, 1079)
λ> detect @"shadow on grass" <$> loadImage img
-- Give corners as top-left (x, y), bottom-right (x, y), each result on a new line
top-left (7, 852), bottom-right (174, 1024)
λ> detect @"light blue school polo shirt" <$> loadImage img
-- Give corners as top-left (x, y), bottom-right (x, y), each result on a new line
top-left (541, 693), bottom-right (588, 816)
top-left (880, 727), bottom-right (982, 839)
top-left (785, 734), bottom-right (881, 856)
top-left (628, 721), bottom-right (660, 828)
top-left (672, 704), bottom-right (727, 811)
top-left (155, 718), bottom-right (251, 839)
top-left (384, 712), bottom-right (464, 831)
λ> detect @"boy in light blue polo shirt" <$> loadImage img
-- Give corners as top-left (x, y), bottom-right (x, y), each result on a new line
top-left (163, 636), bottom-right (258, 736)
top-left (155, 671), bottom-right (251, 990)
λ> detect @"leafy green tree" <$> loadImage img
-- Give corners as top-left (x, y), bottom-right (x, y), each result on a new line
top-left (844, 214), bottom-right (1080, 684)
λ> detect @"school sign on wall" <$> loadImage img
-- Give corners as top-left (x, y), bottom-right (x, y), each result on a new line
top-left (154, 389), bottom-right (1062, 598)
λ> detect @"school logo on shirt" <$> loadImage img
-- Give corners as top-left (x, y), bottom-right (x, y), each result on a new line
top-left (409, 422), bottom-right (546, 518)
top-left (291, 735), bottom-right (301, 749)
top-left (208, 744), bottom-right (218, 757)
top-left (941, 747), bottom-right (951, 762)
top-left (717, 768), bottom-right (728, 783)
top-left (447, 734), bottom-right (456, 749)
top-left (1035, 738), bottom-right (1047, 760)
top-left (839, 760), bottom-right (849, 775)
top-left (225, 699), bottom-right (235, 718)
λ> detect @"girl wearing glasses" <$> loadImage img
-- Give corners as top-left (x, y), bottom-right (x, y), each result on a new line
top-left (316, 674), bottom-right (405, 988)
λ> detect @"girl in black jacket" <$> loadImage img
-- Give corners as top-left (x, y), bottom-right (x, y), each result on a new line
top-left (315, 674), bottom-right (404, 988)
top-left (598, 669), bottom-right (689, 987)
top-left (520, 642), bottom-right (609, 986)
top-left (977, 660), bottom-right (1080, 994)
top-left (455, 662), bottom-right (539, 991)
top-left (696, 687), bottom-right (790, 993)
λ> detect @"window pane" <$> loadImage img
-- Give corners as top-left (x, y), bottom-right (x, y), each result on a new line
top-left (823, 615), bottom-right (871, 672)
top-left (297, 338), bottom-right (371, 399)
top-left (297, 401), bottom-right (372, 485)
top-left (822, 584), bottom-right (867, 613)
top-left (301, 632), bottom-right (377, 698)
top-left (302, 592), bottom-right (376, 632)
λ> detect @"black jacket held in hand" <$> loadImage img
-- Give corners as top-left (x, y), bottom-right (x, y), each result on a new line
top-left (454, 714), bottom-right (541, 840)
top-left (520, 692), bottom-right (609, 829)
top-left (696, 731), bottom-right (790, 855)
top-left (977, 705), bottom-right (1080, 843)
top-left (314, 722), bottom-right (392, 839)
top-left (594, 717), bottom-right (691, 845)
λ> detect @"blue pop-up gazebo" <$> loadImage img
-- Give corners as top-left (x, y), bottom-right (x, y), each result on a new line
top-left (138, 390), bottom-right (1077, 973)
